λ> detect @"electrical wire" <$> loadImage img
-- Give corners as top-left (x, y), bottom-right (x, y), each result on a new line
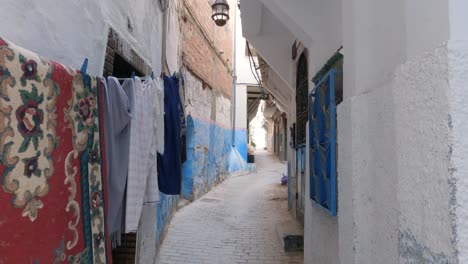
top-left (246, 41), bottom-right (267, 99)
top-left (247, 44), bottom-right (263, 90)
top-left (247, 44), bottom-right (261, 84)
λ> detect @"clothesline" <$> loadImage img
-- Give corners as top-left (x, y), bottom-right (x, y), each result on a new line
top-left (81, 57), bottom-right (187, 82)
top-left (114, 77), bottom-right (161, 81)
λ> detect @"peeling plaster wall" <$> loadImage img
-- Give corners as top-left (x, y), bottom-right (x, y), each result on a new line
top-left (394, 45), bottom-right (456, 264)
top-left (181, 71), bottom-right (248, 201)
top-left (185, 69), bottom-right (213, 120)
top-left (337, 44), bottom-right (458, 264)
top-left (216, 95), bottom-right (232, 128)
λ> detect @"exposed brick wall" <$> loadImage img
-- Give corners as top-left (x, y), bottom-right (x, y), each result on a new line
top-left (181, 0), bottom-right (234, 98)
top-left (103, 28), bottom-right (151, 77)
top-left (184, 0), bottom-right (234, 62)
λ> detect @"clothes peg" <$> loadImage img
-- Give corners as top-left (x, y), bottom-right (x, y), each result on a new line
top-left (151, 71), bottom-right (154, 80)
top-left (80, 58), bottom-right (89, 85)
top-left (131, 71), bottom-right (135, 80)
top-left (81, 58), bottom-right (88, 81)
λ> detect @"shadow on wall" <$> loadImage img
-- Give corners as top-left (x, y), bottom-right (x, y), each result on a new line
top-left (181, 115), bottom-right (250, 201)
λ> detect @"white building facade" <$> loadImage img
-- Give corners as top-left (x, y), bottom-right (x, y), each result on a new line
top-left (240, 0), bottom-right (468, 263)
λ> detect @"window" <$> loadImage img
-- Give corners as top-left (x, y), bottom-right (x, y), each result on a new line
top-left (309, 55), bottom-right (342, 216)
top-left (112, 53), bottom-right (143, 79)
top-left (295, 53), bottom-right (308, 146)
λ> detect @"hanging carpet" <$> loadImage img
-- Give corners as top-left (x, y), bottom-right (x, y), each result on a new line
top-left (0, 37), bottom-right (111, 263)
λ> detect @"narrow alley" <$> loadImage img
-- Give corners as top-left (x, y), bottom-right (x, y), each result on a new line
top-left (156, 152), bottom-right (303, 264)
top-left (4, 0), bottom-right (468, 263)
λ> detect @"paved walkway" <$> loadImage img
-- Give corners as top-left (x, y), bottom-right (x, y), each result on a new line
top-left (156, 151), bottom-right (303, 264)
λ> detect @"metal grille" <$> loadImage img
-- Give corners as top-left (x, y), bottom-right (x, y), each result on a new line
top-left (309, 69), bottom-right (337, 216)
top-left (295, 53), bottom-right (308, 146)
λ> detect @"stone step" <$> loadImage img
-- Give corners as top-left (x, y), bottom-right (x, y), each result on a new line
top-left (276, 220), bottom-right (304, 252)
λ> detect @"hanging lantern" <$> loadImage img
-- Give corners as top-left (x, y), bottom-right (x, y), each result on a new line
top-left (211, 0), bottom-right (230, 27)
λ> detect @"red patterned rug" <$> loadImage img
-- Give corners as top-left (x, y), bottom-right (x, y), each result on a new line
top-left (0, 38), bottom-right (111, 263)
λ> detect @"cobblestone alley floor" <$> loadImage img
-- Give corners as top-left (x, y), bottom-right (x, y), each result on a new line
top-left (156, 151), bottom-right (303, 264)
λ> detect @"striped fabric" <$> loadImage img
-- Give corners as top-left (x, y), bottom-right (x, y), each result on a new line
top-left (125, 77), bottom-right (159, 233)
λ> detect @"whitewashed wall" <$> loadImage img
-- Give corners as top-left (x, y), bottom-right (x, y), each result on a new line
top-left (0, 0), bottom-right (164, 76)
top-left (241, 0), bottom-right (468, 263)
top-left (235, 85), bottom-right (247, 129)
top-left (339, 1), bottom-right (458, 263)
top-left (448, 1), bottom-right (468, 262)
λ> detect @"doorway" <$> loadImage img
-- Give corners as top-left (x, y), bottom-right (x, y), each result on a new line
top-left (295, 52), bottom-right (308, 221)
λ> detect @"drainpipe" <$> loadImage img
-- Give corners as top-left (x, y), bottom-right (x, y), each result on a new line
top-left (231, 3), bottom-right (237, 147)
top-left (160, 0), bottom-right (169, 73)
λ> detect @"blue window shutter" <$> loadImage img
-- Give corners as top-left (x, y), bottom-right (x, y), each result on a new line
top-left (309, 69), bottom-right (337, 216)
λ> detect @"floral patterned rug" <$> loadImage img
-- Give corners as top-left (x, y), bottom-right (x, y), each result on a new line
top-left (0, 38), bottom-right (111, 263)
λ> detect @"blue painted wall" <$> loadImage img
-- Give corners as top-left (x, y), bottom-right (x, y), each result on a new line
top-left (233, 129), bottom-right (248, 162)
top-left (155, 116), bottom-right (249, 249)
top-left (181, 115), bottom-right (248, 201)
top-left (155, 193), bottom-right (178, 248)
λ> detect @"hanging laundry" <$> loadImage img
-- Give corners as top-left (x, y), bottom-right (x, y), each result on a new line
top-left (103, 77), bottom-right (135, 247)
top-left (177, 72), bottom-right (186, 127)
top-left (178, 74), bottom-right (187, 164)
top-left (146, 78), bottom-right (164, 201)
top-left (154, 78), bottom-right (165, 155)
top-left (132, 78), bottom-right (163, 263)
top-left (157, 75), bottom-right (183, 195)
top-left (0, 37), bottom-right (111, 263)
top-left (125, 77), bottom-right (160, 233)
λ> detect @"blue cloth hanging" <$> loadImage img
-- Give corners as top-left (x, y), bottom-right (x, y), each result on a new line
top-left (157, 75), bottom-right (182, 195)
